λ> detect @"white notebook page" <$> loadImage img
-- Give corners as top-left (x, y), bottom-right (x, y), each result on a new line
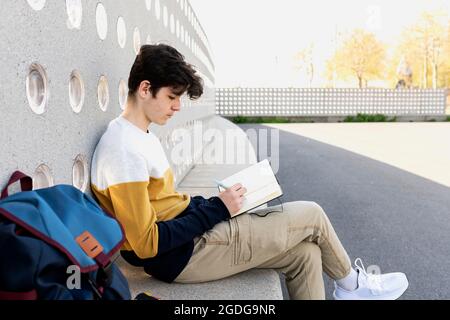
top-left (218, 159), bottom-right (283, 215)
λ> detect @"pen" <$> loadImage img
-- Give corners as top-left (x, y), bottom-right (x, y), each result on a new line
top-left (214, 179), bottom-right (231, 190)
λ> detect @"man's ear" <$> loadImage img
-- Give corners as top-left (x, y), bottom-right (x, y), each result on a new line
top-left (138, 80), bottom-right (151, 98)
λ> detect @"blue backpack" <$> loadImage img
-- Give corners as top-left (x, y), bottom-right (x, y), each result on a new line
top-left (0, 171), bottom-right (131, 300)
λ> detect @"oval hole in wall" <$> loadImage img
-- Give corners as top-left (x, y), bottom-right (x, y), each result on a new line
top-left (26, 63), bottom-right (48, 115)
top-left (97, 75), bottom-right (109, 111)
top-left (72, 154), bottom-right (88, 192)
top-left (155, 0), bottom-right (161, 20)
top-left (170, 14), bottom-right (175, 34)
top-left (163, 6), bottom-right (168, 28)
top-left (145, 0), bottom-right (152, 11)
top-left (118, 79), bottom-right (128, 110)
top-left (117, 16), bottom-right (127, 48)
top-left (27, 0), bottom-right (46, 11)
top-left (69, 70), bottom-right (85, 113)
top-left (33, 164), bottom-right (54, 190)
top-left (96, 2), bottom-right (108, 40)
top-left (133, 27), bottom-right (141, 55)
top-left (66, 0), bottom-right (83, 30)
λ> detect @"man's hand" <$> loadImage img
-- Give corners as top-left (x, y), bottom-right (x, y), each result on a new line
top-left (218, 183), bottom-right (247, 217)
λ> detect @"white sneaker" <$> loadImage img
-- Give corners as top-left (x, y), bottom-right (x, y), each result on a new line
top-left (333, 258), bottom-right (409, 300)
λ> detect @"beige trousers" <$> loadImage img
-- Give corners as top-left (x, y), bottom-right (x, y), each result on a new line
top-left (174, 201), bottom-right (352, 300)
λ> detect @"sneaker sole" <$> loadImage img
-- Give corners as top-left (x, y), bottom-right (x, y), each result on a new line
top-left (333, 280), bottom-right (409, 300)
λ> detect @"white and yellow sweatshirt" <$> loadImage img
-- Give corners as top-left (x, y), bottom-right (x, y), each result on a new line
top-left (90, 115), bottom-right (229, 282)
top-left (90, 115), bottom-right (191, 258)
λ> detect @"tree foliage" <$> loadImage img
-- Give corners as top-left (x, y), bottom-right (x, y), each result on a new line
top-left (326, 29), bottom-right (386, 88)
top-left (388, 11), bottom-right (450, 89)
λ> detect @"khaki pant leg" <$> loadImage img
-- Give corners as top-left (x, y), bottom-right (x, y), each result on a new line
top-left (175, 201), bottom-right (351, 299)
top-left (258, 241), bottom-right (325, 300)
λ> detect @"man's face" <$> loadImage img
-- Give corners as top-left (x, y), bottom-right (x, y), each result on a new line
top-left (144, 87), bottom-right (182, 125)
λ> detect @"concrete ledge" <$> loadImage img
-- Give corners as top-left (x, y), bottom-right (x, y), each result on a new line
top-left (117, 257), bottom-right (283, 300)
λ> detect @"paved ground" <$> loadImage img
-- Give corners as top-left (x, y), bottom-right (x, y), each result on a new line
top-left (238, 122), bottom-right (450, 300)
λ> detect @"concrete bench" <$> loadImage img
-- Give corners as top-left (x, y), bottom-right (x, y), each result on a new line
top-left (117, 259), bottom-right (283, 300)
top-left (117, 116), bottom-right (284, 300)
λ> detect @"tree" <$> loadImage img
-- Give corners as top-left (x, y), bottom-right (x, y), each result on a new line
top-left (388, 11), bottom-right (449, 89)
top-left (293, 43), bottom-right (315, 87)
top-left (325, 29), bottom-right (386, 88)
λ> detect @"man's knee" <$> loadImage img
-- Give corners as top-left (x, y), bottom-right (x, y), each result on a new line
top-left (286, 201), bottom-right (328, 224)
top-left (306, 201), bottom-right (326, 215)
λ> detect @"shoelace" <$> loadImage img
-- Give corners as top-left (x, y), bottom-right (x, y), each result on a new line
top-left (354, 258), bottom-right (383, 295)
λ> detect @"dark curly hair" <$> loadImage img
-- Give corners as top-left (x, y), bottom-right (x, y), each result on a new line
top-left (128, 44), bottom-right (203, 99)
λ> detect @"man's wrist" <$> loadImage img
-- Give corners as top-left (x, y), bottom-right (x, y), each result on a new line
top-left (209, 196), bottom-right (231, 220)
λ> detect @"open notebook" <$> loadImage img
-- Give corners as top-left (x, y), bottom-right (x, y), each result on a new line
top-left (216, 159), bottom-right (283, 216)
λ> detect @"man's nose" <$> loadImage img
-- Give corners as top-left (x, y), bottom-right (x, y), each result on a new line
top-left (172, 99), bottom-right (181, 111)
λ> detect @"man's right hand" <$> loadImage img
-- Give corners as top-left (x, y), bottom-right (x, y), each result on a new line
top-left (218, 183), bottom-right (247, 217)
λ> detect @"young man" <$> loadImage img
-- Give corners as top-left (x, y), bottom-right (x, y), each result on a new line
top-left (91, 44), bottom-right (409, 300)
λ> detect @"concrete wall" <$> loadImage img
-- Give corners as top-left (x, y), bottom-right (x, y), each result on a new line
top-left (217, 88), bottom-right (447, 117)
top-left (0, 0), bottom-right (215, 192)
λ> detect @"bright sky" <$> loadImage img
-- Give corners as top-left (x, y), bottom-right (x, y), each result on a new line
top-left (190, 0), bottom-right (450, 87)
